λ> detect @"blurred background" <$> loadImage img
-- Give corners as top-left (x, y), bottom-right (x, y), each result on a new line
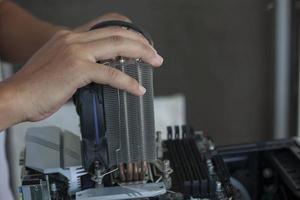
top-left (9, 0), bottom-right (300, 145)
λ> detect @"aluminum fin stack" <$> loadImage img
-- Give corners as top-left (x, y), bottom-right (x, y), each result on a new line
top-left (104, 59), bottom-right (156, 167)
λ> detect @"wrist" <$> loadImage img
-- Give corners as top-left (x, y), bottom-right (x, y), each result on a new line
top-left (0, 81), bottom-right (25, 130)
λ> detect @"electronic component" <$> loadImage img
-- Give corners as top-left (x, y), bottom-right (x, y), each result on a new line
top-left (163, 126), bottom-right (234, 199)
top-left (19, 127), bottom-right (300, 200)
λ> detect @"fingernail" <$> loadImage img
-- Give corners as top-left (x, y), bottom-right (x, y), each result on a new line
top-left (155, 54), bottom-right (164, 65)
top-left (139, 85), bottom-right (146, 95)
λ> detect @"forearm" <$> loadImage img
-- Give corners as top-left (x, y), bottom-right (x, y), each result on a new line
top-left (0, 81), bottom-right (23, 132)
top-left (0, 1), bottom-right (64, 64)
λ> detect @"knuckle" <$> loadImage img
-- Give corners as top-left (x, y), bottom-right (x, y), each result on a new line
top-left (140, 43), bottom-right (155, 57)
top-left (66, 57), bottom-right (83, 70)
top-left (128, 78), bottom-right (139, 89)
top-left (104, 66), bottom-right (120, 80)
top-left (72, 58), bottom-right (84, 68)
top-left (64, 43), bottom-right (83, 56)
top-left (61, 32), bottom-right (77, 44)
top-left (141, 43), bottom-right (150, 51)
top-left (53, 29), bottom-right (71, 39)
top-left (109, 35), bottom-right (124, 45)
top-left (63, 46), bottom-right (85, 68)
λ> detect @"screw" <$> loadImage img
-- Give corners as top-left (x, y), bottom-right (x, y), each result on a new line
top-left (216, 181), bottom-right (222, 192)
top-left (50, 183), bottom-right (57, 192)
top-left (206, 159), bottom-right (214, 174)
top-left (119, 57), bottom-right (125, 63)
top-left (262, 168), bottom-right (273, 179)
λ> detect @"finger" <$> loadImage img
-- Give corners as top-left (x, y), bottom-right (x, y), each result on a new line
top-left (94, 12), bottom-right (132, 23)
top-left (75, 13), bottom-right (131, 32)
top-left (76, 27), bottom-right (151, 47)
top-left (83, 36), bottom-right (163, 67)
top-left (88, 62), bottom-right (146, 96)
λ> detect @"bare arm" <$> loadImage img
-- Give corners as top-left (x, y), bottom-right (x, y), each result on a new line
top-left (0, 8), bottom-right (163, 131)
top-left (0, 1), bottom-right (63, 63)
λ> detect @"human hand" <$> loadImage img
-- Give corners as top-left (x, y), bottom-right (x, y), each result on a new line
top-left (1, 13), bottom-right (163, 126)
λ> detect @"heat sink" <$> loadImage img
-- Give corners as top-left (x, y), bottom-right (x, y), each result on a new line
top-left (103, 59), bottom-right (156, 167)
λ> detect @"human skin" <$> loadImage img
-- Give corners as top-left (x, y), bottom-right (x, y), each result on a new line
top-left (0, 1), bottom-right (163, 131)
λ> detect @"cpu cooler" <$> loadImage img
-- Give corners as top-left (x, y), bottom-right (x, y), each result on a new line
top-left (73, 20), bottom-right (159, 185)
